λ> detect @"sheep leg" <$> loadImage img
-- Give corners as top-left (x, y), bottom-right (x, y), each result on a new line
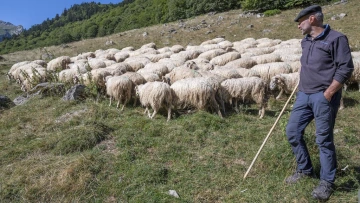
top-left (234, 99), bottom-right (239, 113)
top-left (259, 104), bottom-right (265, 119)
top-left (210, 96), bottom-right (223, 118)
top-left (150, 109), bottom-right (157, 119)
top-left (109, 96), bottom-right (112, 107)
top-left (166, 107), bottom-right (172, 122)
top-left (121, 97), bottom-right (130, 112)
top-left (358, 83), bottom-right (360, 92)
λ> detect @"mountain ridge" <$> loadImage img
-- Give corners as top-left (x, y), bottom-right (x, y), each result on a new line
top-left (0, 20), bottom-right (24, 42)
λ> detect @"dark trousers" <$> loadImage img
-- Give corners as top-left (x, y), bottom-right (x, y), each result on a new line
top-left (286, 90), bottom-right (341, 184)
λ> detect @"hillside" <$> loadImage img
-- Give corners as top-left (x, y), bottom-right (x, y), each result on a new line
top-left (0, 1), bottom-right (359, 202)
top-left (1, 0), bottom-right (359, 64)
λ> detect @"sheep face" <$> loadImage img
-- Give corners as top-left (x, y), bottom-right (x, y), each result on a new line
top-left (269, 75), bottom-right (284, 90)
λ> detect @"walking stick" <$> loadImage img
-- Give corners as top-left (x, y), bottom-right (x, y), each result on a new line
top-left (243, 82), bottom-right (299, 179)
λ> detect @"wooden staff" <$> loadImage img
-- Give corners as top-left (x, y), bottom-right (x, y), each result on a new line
top-left (243, 82), bottom-right (299, 179)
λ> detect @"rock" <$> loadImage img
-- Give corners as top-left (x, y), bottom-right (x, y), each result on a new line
top-left (13, 95), bottom-right (29, 106)
top-left (168, 190), bottom-right (180, 198)
top-left (28, 82), bottom-right (66, 97)
top-left (247, 24), bottom-right (254, 29)
top-left (0, 95), bottom-right (15, 109)
top-left (338, 13), bottom-right (347, 18)
top-left (62, 84), bottom-right (87, 101)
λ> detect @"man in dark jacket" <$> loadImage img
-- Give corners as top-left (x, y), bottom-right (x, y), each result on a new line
top-left (285, 5), bottom-right (354, 201)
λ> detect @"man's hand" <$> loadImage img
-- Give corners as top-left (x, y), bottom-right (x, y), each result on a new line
top-left (324, 79), bottom-right (343, 102)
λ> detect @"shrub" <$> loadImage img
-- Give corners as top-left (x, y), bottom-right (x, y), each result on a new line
top-left (264, 9), bottom-right (281, 17)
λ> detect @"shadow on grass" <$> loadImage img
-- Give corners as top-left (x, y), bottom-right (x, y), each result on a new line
top-left (342, 97), bottom-right (359, 108)
top-left (335, 166), bottom-right (360, 192)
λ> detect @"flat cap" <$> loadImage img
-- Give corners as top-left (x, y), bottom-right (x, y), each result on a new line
top-left (294, 5), bottom-right (322, 22)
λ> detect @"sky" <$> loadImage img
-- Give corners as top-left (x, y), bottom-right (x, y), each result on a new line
top-left (0, 0), bottom-right (122, 29)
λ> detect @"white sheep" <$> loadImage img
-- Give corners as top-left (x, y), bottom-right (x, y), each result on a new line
top-left (170, 77), bottom-right (223, 118)
top-left (210, 51), bottom-right (241, 66)
top-left (198, 48), bottom-right (227, 61)
top-left (87, 57), bottom-right (107, 69)
top-left (269, 72), bottom-right (299, 100)
top-left (344, 57), bottom-right (360, 92)
top-left (170, 45), bottom-right (185, 53)
top-left (47, 56), bottom-right (71, 72)
top-left (251, 53), bottom-right (282, 65)
top-left (247, 62), bottom-right (292, 84)
top-left (162, 62), bottom-right (202, 84)
top-left (105, 75), bottom-right (134, 111)
top-left (220, 77), bottom-right (267, 118)
top-left (135, 81), bottom-right (173, 121)
top-left (124, 56), bottom-right (151, 72)
top-left (137, 62), bottom-right (169, 78)
top-left (114, 52), bottom-right (130, 62)
top-left (223, 57), bottom-right (257, 69)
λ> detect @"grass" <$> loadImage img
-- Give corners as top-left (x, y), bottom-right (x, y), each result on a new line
top-left (0, 1), bottom-right (360, 202)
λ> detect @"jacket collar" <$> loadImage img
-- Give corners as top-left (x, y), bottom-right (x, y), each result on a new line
top-left (305, 24), bottom-right (330, 40)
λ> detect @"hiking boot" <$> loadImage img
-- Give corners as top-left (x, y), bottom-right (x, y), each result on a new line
top-left (311, 180), bottom-right (334, 201)
top-left (285, 171), bottom-right (315, 184)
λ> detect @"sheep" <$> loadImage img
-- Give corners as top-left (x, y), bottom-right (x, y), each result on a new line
top-left (18, 68), bottom-right (47, 92)
top-left (139, 72), bottom-right (161, 82)
top-left (11, 63), bottom-right (45, 82)
top-left (87, 57), bottom-right (107, 69)
top-left (210, 52), bottom-right (241, 66)
top-left (170, 45), bottom-right (185, 53)
top-left (218, 40), bottom-right (233, 49)
top-left (198, 48), bottom-right (227, 61)
top-left (135, 81), bottom-right (173, 121)
top-left (106, 62), bottom-right (133, 76)
top-left (170, 50), bottom-right (203, 61)
top-left (32, 60), bottom-right (47, 67)
top-left (344, 57), bottom-right (360, 92)
top-left (210, 68), bottom-right (242, 79)
top-left (114, 52), bottom-right (130, 62)
top-left (58, 68), bottom-right (83, 84)
top-left (122, 46), bottom-right (135, 52)
top-left (141, 42), bottom-right (157, 49)
top-left (186, 58), bottom-right (214, 71)
top-left (66, 61), bottom-right (90, 73)
top-left (144, 52), bottom-right (172, 63)
top-left (351, 51), bottom-right (360, 58)
top-left (280, 54), bottom-right (302, 63)
top-left (243, 47), bottom-right (275, 56)
top-left (223, 57), bottom-right (257, 69)
top-left (220, 77), bottom-right (267, 118)
top-left (170, 77), bottom-right (223, 118)
top-left (157, 46), bottom-right (172, 54)
top-left (105, 76), bottom-right (134, 111)
top-left (162, 62), bottom-right (202, 84)
top-left (47, 56), bottom-right (71, 72)
top-left (269, 72), bottom-right (299, 100)
top-left (251, 53), bottom-right (282, 65)
top-left (124, 56), bottom-right (151, 71)
top-left (137, 62), bottom-right (169, 78)
top-left (247, 62), bottom-right (292, 84)
top-left (7, 61), bottom-right (32, 80)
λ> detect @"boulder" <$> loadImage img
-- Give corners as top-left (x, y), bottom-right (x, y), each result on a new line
top-left (62, 84), bottom-right (87, 101)
top-left (0, 95), bottom-right (15, 109)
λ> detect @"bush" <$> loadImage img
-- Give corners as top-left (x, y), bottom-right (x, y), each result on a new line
top-left (264, 9), bottom-right (281, 17)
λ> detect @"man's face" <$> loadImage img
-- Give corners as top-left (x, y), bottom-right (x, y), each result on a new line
top-left (297, 15), bottom-right (312, 35)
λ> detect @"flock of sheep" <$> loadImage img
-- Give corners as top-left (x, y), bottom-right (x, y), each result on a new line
top-left (6, 37), bottom-right (360, 121)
